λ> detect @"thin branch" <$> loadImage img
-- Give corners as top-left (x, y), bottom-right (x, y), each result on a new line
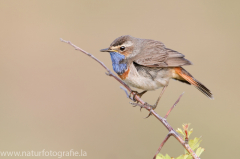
top-left (153, 131), bottom-right (173, 159)
top-left (61, 39), bottom-right (200, 159)
top-left (164, 92), bottom-right (184, 119)
top-left (60, 38), bottom-right (132, 94)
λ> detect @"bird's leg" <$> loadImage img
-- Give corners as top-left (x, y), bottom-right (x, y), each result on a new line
top-left (130, 90), bottom-right (147, 102)
top-left (152, 86), bottom-right (168, 109)
top-left (145, 86), bottom-right (168, 118)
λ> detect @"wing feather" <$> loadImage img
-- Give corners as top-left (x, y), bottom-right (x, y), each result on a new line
top-left (133, 40), bottom-right (192, 67)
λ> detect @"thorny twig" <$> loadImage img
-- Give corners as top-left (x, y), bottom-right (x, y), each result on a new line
top-left (164, 92), bottom-right (184, 119)
top-left (153, 131), bottom-right (173, 159)
top-left (61, 38), bottom-right (200, 159)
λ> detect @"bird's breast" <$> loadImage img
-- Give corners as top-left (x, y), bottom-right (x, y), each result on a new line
top-left (122, 63), bottom-right (172, 90)
top-left (118, 68), bottom-right (130, 80)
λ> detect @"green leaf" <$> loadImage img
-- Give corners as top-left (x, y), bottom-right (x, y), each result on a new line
top-left (165, 154), bottom-right (172, 159)
top-left (195, 147), bottom-right (205, 157)
top-left (158, 124), bottom-right (204, 159)
top-left (186, 155), bottom-right (193, 159)
top-left (185, 137), bottom-right (201, 154)
top-left (189, 137), bottom-right (202, 151)
top-left (156, 154), bottom-right (163, 159)
top-left (156, 154), bottom-right (172, 159)
top-left (176, 154), bottom-right (191, 159)
top-left (188, 128), bottom-right (193, 138)
top-left (176, 128), bottom-right (185, 136)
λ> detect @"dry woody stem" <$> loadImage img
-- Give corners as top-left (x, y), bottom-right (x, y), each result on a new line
top-left (60, 38), bottom-right (200, 159)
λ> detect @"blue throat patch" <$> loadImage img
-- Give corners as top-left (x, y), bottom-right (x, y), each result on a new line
top-left (110, 52), bottom-right (127, 75)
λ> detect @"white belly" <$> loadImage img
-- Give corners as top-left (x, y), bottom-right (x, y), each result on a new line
top-left (123, 64), bottom-right (171, 91)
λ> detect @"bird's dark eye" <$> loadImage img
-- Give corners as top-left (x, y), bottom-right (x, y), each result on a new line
top-left (120, 46), bottom-right (125, 51)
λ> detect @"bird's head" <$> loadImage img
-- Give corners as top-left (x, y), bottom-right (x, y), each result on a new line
top-left (100, 35), bottom-right (137, 75)
top-left (100, 35), bottom-right (135, 57)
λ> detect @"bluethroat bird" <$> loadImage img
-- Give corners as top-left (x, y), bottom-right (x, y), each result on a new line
top-left (100, 35), bottom-right (213, 116)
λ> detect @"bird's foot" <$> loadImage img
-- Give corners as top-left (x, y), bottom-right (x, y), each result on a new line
top-left (129, 90), bottom-right (147, 102)
top-left (144, 102), bottom-right (157, 118)
top-left (144, 86), bottom-right (168, 118)
top-left (130, 102), bottom-right (156, 118)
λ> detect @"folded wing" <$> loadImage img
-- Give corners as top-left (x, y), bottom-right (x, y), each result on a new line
top-left (134, 40), bottom-right (192, 67)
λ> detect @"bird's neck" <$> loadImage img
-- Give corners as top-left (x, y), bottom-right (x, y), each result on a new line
top-left (110, 52), bottom-right (127, 75)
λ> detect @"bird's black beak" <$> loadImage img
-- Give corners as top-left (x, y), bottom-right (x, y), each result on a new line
top-left (100, 48), bottom-right (111, 52)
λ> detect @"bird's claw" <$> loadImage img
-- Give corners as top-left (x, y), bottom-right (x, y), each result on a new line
top-left (130, 102), bottom-right (156, 118)
top-left (130, 102), bottom-right (145, 109)
top-left (129, 90), bottom-right (138, 102)
top-left (144, 103), bottom-right (157, 118)
top-left (129, 90), bottom-right (147, 102)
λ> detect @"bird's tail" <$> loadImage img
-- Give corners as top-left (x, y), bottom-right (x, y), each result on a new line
top-left (174, 67), bottom-right (213, 99)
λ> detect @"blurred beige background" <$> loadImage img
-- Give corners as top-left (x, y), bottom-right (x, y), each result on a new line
top-left (0, 0), bottom-right (240, 158)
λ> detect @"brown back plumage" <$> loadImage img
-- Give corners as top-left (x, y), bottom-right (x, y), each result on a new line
top-left (134, 39), bottom-right (192, 67)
